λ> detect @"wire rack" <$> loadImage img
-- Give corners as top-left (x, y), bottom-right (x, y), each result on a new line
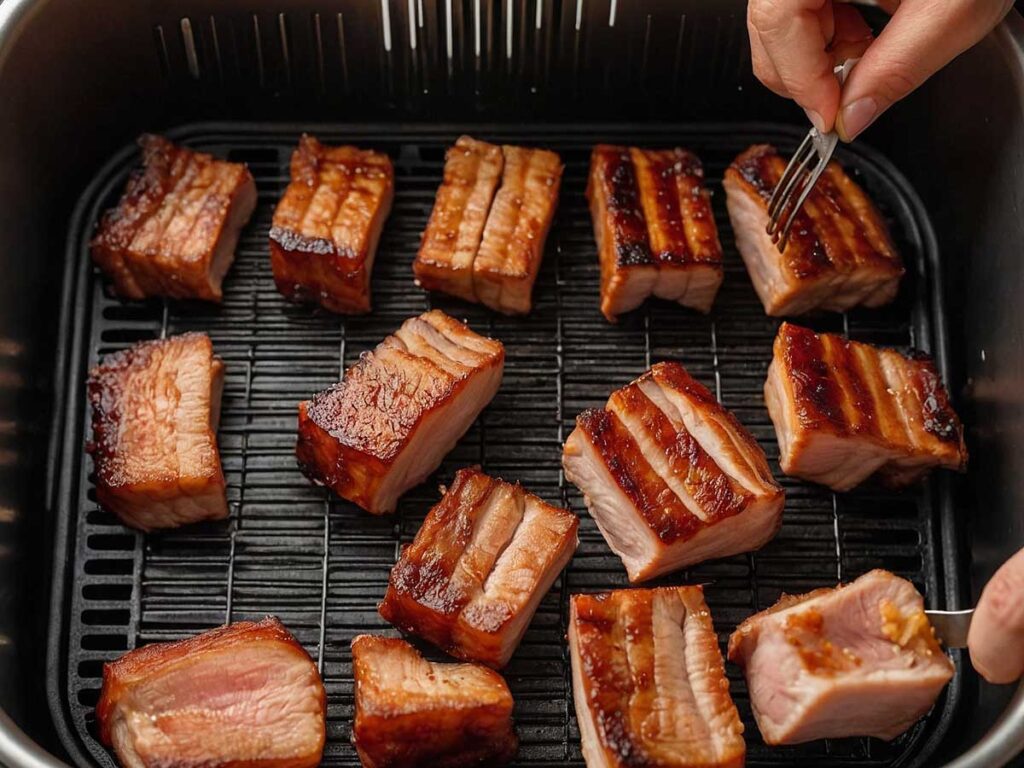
top-left (47, 123), bottom-right (962, 767)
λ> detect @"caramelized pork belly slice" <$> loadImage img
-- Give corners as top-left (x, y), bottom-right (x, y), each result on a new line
top-left (569, 587), bottom-right (745, 768)
top-left (630, 147), bottom-right (724, 312)
top-left (587, 145), bottom-right (724, 321)
top-left (723, 144), bottom-right (903, 316)
top-left (269, 135), bottom-right (394, 314)
top-left (96, 617), bottom-right (326, 768)
top-left (351, 635), bottom-right (517, 768)
top-left (764, 323), bottom-right (966, 490)
top-left (472, 146), bottom-right (563, 314)
top-left (379, 467), bottom-right (578, 667)
top-left (296, 310), bottom-right (504, 514)
top-left (87, 333), bottom-right (227, 531)
top-left (414, 136), bottom-right (504, 303)
top-left (728, 569), bottom-right (954, 744)
top-left (91, 134), bottom-right (256, 302)
top-left (562, 362), bottom-right (783, 582)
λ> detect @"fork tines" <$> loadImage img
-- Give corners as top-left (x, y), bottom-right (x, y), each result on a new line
top-left (765, 129), bottom-right (837, 252)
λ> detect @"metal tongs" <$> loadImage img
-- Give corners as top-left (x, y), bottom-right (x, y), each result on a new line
top-left (766, 58), bottom-right (857, 252)
top-left (926, 608), bottom-right (974, 649)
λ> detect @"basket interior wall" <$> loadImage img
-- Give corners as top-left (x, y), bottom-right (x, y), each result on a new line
top-left (49, 123), bottom-right (961, 767)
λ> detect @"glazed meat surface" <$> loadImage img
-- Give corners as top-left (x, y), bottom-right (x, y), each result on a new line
top-left (96, 617), bottom-right (326, 768)
top-left (414, 136), bottom-right (563, 314)
top-left (270, 135), bottom-right (394, 313)
top-left (351, 635), bottom-right (517, 768)
top-left (296, 310), bottom-right (504, 514)
top-left (723, 144), bottom-right (903, 316)
top-left (87, 332), bottom-right (227, 531)
top-left (91, 134), bottom-right (257, 302)
top-left (587, 145), bottom-right (723, 321)
top-left (415, 136), bottom-right (505, 302)
top-left (563, 362), bottom-right (784, 582)
top-left (728, 569), bottom-right (955, 744)
top-left (569, 587), bottom-right (745, 768)
top-left (765, 323), bottom-right (967, 490)
top-left (473, 145), bottom-right (562, 314)
top-left (379, 467), bottom-right (579, 667)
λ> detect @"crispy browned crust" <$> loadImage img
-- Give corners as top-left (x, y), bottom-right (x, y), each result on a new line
top-left (570, 587), bottom-right (745, 768)
top-left (295, 311), bottom-right (504, 513)
top-left (270, 135), bottom-right (394, 314)
top-left (630, 147), bottom-right (722, 267)
top-left (609, 378), bottom-right (752, 523)
top-left (414, 136), bottom-right (505, 303)
top-left (379, 467), bottom-right (578, 667)
top-left (726, 144), bottom-right (903, 283)
top-left (472, 146), bottom-right (563, 314)
top-left (588, 145), bottom-right (722, 320)
top-left (575, 407), bottom-right (704, 544)
top-left (97, 617), bottom-right (327, 767)
top-left (351, 635), bottom-right (517, 768)
top-left (86, 332), bottom-right (227, 530)
top-left (90, 134), bottom-right (256, 301)
top-left (771, 323), bottom-right (967, 480)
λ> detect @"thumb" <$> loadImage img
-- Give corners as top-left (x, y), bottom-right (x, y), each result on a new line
top-left (836, 0), bottom-right (1013, 141)
top-left (968, 547), bottom-right (1024, 684)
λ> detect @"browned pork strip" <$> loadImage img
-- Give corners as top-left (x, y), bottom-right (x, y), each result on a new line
top-left (414, 136), bottom-right (562, 314)
top-left (588, 145), bottom-right (723, 321)
top-left (270, 135), bottom-right (394, 314)
top-left (414, 136), bottom-right (505, 302)
top-left (569, 587), bottom-right (745, 768)
top-left (563, 362), bottom-right (784, 582)
top-left (723, 144), bottom-right (903, 316)
top-left (296, 311), bottom-right (504, 514)
top-left (96, 618), bottom-right (326, 768)
top-left (351, 635), bottom-right (517, 768)
top-left (728, 570), bottom-right (955, 744)
top-left (379, 467), bottom-right (578, 667)
top-left (764, 322), bottom-right (967, 490)
top-left (472, 145), bottom-right (563, 314)
top-left (91, 134), bottom-right (256, 301)
top-left (87, 333), bottom-right (227, 531)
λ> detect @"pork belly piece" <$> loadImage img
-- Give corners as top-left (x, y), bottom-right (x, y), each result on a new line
top-left (270, 135), bottom-right (394, 314)
top-left (728, 569), bottom-right (954, 744)
top-left (351, 635), bottom-right (517, 768)
top-left (91, 134), bottom-right (257, 302)
top-left (472, 145), bottom-right (563, 314)
top-left (414, 136), bottom-right (505, 303)
top-left (296, 310), bottom-right (504, 514)
top-left (96, 617), bottom-right (326, 768)
top-left (723, 144), bottom-right (903, 316)
top-left (87, 332), bottom-right (227, 531)
top-left (569, 587), bottom-right (745, 768)
top-left (587, 145), bottom-right (723, 321)
top-left (379, 467), bottom-right (578, 667)
top-left (563, 361), bottom-right (784, 582)
top-left (764, 322), bottom-right (967, 490)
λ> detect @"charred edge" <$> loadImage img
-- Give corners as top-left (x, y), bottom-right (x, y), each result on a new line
top-left (912, 359), bottom-right (963, 445)
top-left (598, 149), bottom-right (653, 268)
top-left (781, 326), bottom-right (849, 432)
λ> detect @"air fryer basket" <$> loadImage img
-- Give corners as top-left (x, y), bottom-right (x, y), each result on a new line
top-left (0, 1), bottom-right (1023, 767)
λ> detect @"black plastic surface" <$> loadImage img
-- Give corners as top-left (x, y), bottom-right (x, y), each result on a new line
top-left (47, 122), bottom-right (963, 767)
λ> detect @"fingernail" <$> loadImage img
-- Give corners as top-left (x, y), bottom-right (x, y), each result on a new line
top-left (838, 97), bottom-right (878, 140)
top-left (804, 109), bottom-right (827, 134)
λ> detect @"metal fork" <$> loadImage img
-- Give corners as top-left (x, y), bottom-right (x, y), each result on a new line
top-left (926, 608), bottom-right (974, 649)
top-left (766, 59), bottom-right (857, 252)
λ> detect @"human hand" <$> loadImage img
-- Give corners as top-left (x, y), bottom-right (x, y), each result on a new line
top-left (747, 0), bottom-right (1013, 141)
top-left (968, 546), bottom-right (1024, 684)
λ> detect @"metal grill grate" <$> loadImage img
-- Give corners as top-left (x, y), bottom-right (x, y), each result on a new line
top-left (48, 123), bottom-right (961, 767)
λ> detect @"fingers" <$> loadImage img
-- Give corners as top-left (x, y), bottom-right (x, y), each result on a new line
top-left (836, 0), bottom-right (1014, 140)
top-left (828, 3), bottom-right (873, 64)
top-left (968, 547), bottom-right (1024, 684)
top-left (747, 0), bottom-right (842, 131)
